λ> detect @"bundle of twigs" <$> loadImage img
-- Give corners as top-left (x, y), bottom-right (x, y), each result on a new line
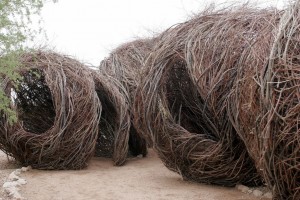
top-left (0, 51), bottom-right (100, 169)
top-left (99, 39), bottom-right (154, 156)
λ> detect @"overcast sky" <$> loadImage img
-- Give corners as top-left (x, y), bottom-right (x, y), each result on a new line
top-left (40, 0), bottom-right (286, 66)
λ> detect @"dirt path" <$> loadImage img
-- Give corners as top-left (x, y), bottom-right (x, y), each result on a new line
top-left (4, 150), bottom-right (268, 200)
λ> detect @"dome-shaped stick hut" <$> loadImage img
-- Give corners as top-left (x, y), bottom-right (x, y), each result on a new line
top-left (226, 3), bottom-right (300, 199)
top-left (91, 70), bottom-right (132, 165)
top-left (136, 2), bottom-right (300, 198)
top-left (134, 6), bottom-right (280, 187)
top-left (0, 51), bottom-right (100, 170)
top-left (99, 39), bottom-right (154, 156)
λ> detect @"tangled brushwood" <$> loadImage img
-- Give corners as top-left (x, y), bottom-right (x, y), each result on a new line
top-left (99, 39), bottom-right (154, 155)
top-left (134, 3), bottom-right (300, 199)
top-left (0, 51), bottom-right (100, 169)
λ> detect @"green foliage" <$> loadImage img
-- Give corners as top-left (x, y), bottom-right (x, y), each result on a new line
top-left (0, 0), bottom-right (53, 123)
top-left (0, 0), bottom-right (44, 51)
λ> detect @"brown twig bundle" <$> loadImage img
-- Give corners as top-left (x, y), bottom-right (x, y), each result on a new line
top-left (0, 51), bottom-right (100, 170)
top-left (99, 39), bottom-right (153, 156)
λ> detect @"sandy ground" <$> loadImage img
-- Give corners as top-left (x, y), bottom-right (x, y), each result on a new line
top-left (0, 151), bottom-right (20, 200)
top-left (0, 150), bottom-right (271, 200)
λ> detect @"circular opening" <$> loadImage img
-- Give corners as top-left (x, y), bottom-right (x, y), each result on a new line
top-left (165, 60), bottom-right (215, 138)
top-left (163, 59), bottom-right (262, 186)
top-left (15, 69), bottom-right (56, 134)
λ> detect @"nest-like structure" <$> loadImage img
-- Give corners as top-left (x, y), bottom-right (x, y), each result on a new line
top-left (0, 51), bottom-right (100, 169)
top-left (134, 6), bottom-right (268, 187)
top-left (227, 4), bottom-right (300, 199)
top-left (99, 39), bottom-right (153, 156)
top-left (136, 3), bottom-right (300, 199)
top-left (91, 70), bottom-right (132, 165)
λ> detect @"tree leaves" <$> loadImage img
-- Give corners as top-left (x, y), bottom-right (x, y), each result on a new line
top-left (0, 0), bottom-right (55, 122)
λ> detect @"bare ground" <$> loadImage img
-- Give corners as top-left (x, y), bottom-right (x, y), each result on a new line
top-left (0, 150), bottom-right (270, 200)
top-left (0, 151), bottom-right (20, 200)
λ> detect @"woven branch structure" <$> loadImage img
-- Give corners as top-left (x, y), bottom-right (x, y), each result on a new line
top-left (0, 50), bottom-right (151, 169)
top-left (0, 51), bottom-right (100, 169)
top-left (91, 70), bottom-right (131, 165)
top-left (135, 3), bottom-right (300, 198)
top-left (99, 39), bottom-right (154, 156)
top-left (227, 3), bottom-right (300, 199)
top-left (0, 3), bottom-right (299, 198)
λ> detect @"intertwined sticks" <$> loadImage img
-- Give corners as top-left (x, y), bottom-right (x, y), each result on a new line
top-left (0, 49), bottom-right (151, 169)
top-left (92, 71), bottom-right (131, 165)
top-left (0, 51), bottom-right (100, 169)
top-left (228, 3), bottom-right (300, 199)
top-left (99, 39), bottom-right (154, 156)
top-left (135, 3), bottom-right (300, 199)
top-left (1, 3), bottom-right (299, 199)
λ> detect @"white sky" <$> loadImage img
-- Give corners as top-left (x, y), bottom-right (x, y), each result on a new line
top-left (40, 0), bottom-right (286, 66)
